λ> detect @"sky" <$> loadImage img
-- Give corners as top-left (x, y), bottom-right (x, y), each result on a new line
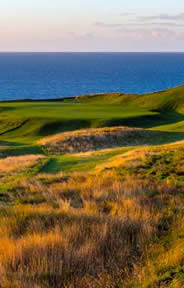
top-left (0, 0), bottom-right (184, 52)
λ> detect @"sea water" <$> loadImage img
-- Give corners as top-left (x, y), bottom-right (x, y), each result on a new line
top-left (0, 52), bottom-right (184, 100)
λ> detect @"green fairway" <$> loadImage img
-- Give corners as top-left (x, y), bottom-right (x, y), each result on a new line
top-left (0, 85), bottom-right (184, 160)
top-left (0, 101), bottom-right (157, 139)
top-left (40, 147), bottom-right (133, 173)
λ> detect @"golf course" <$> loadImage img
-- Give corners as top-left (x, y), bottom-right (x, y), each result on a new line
top-left (0, 85), bottom-right (184, 287)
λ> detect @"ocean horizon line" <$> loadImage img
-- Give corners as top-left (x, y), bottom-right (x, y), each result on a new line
top-left (0, 51), bottom-right (184, 54)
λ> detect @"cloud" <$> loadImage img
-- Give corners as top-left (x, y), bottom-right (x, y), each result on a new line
top-left (94, 12), bottom-right (184, 31)
top-left (117, 26), bottom-right (176, 38)
top-left (94, 21), bottom-right (184, 29)
top-left (120, 13), bottom-right (135, 16)
top-left (93, 20), bottom-right (182, 43)
top-left (94, 22), bottom-right (124, 28)
top-left (67, 31), bottom-right (95, 42)
top-left (92, 13), bottom-right (184, 46)
top-left (138, 13), bottom-right (184, 21)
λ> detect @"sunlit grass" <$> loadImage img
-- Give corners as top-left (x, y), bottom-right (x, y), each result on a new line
top-left (0, 87), bottom-right (184, 286)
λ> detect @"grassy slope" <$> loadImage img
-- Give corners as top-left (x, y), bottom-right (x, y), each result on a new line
top-left (40, 147), bottom-right (133, 173)
top-left (0, 84), bottom-right (184, 156)
top-left (0, 141), bottom-right (184, 287)
top-left (1, 86), bottom-right (184, 287)
top-left (0, 84), bottom-right (184, 172)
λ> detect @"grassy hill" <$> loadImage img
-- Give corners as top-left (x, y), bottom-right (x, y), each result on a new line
top-left (0, 85), bottom-right (184, 287)
top-left (0, 84), bottom-right (184, 149)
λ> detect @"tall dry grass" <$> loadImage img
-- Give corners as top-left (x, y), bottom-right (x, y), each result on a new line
top-left (0, 169), bottom-right (180, 287)
top-left (0, 155), bottom-right (44, 173)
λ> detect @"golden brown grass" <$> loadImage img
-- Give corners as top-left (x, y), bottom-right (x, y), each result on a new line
top-left (0, 139), bottom-right (183, 287)
top-left (0, 155), bottom-right (44, 173)
top-left (0, 167), bottom-right (181, 287)
top-left (39, 126), bottom-right (164, 155)
top-left (96, 139), bottom-right (184, 172)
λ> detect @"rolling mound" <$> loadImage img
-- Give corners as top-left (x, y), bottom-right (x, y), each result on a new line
top-left (77, 85), bottom-right (184, 112)
top-left (0, 84), bottom-right (184, 155)
top-left (39, 126), bottom-right (174, 155)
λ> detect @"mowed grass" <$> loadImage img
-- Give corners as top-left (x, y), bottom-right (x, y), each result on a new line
top-left (0, 85), bottom-right (184, 143)
top-left (0, 101), bottom-right (156, 141)
top-left (40, 147), bottom-right (133, 173)
top-left (0, 85), bottom-right (184, 153)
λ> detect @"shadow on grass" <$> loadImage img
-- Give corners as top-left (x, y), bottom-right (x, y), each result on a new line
top-left (40, 131), bottom-right (184, 174)
top-left (0, 143), bottom-right (43, 158)
top-left (38, 119), bottom-right (92, 136)
top-left (104, 111), bottom-right (184, 129)
top-left (0, 140), bottom-right (27, 147)
top-left (40, 158), bottom-right (80, 174)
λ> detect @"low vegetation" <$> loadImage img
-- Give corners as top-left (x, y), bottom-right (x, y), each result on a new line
top-left (39, 126), bottom-right (171, 155)
top-left (0, 146), bottom-right (183, 287)
top-left (0, 86), bottom-right (184, 287)
top-left (0, 154), bottom-right (44, 173)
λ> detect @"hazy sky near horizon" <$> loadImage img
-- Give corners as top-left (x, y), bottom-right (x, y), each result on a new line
top-left (0, 0), bottom-right (184, 52)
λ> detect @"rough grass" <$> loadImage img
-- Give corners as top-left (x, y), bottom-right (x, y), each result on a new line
top-left (0, 171), bottom-right (180, 288)
top-left (0, 86), bottom-right (184, 287)
top-left (39, 126), bottom-right (178, 155)
top-left (0, 141), bottom-right (183, 287)
top-left (0, 155), bottom-right (44, 173)
top-left (96, 140), bottom-right (184, 183)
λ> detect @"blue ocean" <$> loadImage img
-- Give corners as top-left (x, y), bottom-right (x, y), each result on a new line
top-left (0, 52), bottom-right (184, 100)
